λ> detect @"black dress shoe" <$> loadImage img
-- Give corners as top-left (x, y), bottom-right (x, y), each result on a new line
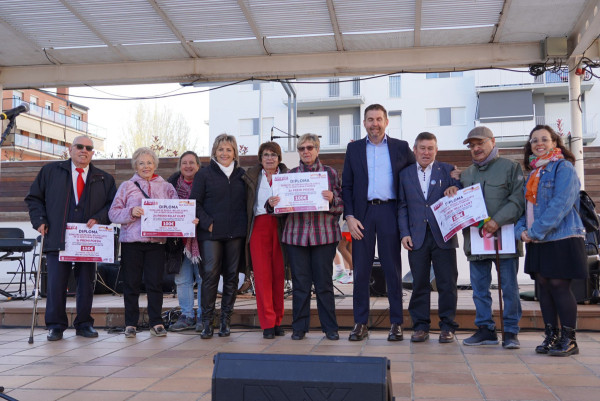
top-left (326, 331), bottom-right (340, 341)
top-left (274, 325), bottom-right (286, 336)
top-left (291, 331), bottom-right (306, 340)
top-left (388, 323), bottom-right (404, 341)
top-left (76, 326), bottom-right (99, 338)
top-left (47, 329), bottom-right (63, 341)
top-left (348, 323), bottom-right (368, 341)
top-left (263, 328), bottom-right (275, 339)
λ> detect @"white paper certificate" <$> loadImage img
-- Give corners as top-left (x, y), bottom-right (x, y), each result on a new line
top-left (470, 224), bottom-right (517, 255)
top-left (271, 171), bottom-right (329, 214)
top-left (141, 198), bottom-right (196, 237)
top-left (59, 223), bottom-right (114, 263)
top-left (431, 184), bottom-right (489, 242)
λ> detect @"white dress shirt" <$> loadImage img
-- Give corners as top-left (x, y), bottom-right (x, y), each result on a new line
top-left (417, 162), bottom-right (433, 199)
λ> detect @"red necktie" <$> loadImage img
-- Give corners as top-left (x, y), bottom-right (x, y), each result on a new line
top-left (76, 168), bottom-right (85, 201)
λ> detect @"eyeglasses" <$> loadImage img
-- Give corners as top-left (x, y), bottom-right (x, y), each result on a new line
top-left (73, 144), bottom-right (94, 151)
top-left (529, 137), bottom-right (552, 145)
top-left (262, 152), bottom-right (278, 159)
top-left (297, 145), bottom-right (315, 152)
top-left (466, 138), bottom-right (490, 150)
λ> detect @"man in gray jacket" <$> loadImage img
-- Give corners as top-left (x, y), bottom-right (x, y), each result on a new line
top-left (459, 126), bottom-right (525, 349)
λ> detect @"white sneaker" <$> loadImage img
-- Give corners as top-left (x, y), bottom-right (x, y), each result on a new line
top-left (338, 273), bottom-right (353, 284)
top-left (332, 265), bottom-right (346, 281)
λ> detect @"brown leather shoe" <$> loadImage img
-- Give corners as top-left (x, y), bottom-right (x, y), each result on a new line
top-left (439, 330), bottom-right (455, 343)
top-left (388, 323), bottom-right (404, 341)
top-left (348, 323), bottom-right (368, 341)
top-left (410, 329), bottom-right (429, 342)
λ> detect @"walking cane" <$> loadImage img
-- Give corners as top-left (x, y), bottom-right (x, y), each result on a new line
top-left (493, 231), bottom-right (505, 344)
top-left (28, 235), bottom-right (44, 344)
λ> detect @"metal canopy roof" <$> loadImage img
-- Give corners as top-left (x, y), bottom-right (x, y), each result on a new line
top-left (0, 0), bottom-right (599, 89)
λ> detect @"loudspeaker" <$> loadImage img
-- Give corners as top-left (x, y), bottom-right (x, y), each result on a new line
top-left (212, 353), bottom-right (394, 401)
top-left (402, 265), bottom-right (437, 292)
top-left (96, 262), bottom-right (123, 294)
top-left (370, 259), bottom-right (387, 297)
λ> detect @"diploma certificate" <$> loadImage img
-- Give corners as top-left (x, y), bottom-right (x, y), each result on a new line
top-left (431, 184), bottom-right (489, 242)
top-left (141, 198), bottom-right (196, 237)
top-left (271, 171), bottom-right (329, 214)
top-left (59, 223), bottom-right (115, 263)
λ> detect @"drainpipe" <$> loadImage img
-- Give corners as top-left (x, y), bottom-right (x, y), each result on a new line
top-left (568, 57), bottom-right (584, 188)
top-left (280, 81), bottom-right (297, 151)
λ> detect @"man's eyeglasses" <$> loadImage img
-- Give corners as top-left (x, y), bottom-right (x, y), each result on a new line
top-left (297, 145), bottom-right (315, 152)
top-left (529, 137), bottom-right (552, 145)
top-left (262, 152), bottom-right (278, 159)
top-left (73, 144), bottom-right (94, 151)
top-left (466, 138), bottom-right (490, 150)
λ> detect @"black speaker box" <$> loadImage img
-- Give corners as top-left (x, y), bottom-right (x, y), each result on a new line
top-left (370, 259), bottom-right (387, 297)
top-left (402, 265), bottom-right (437, 291)
top-left (212, 353), bottom-right (394, 401)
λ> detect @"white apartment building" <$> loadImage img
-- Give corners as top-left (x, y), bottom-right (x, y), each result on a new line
top-left (208, 69), bottom-right (598, 155)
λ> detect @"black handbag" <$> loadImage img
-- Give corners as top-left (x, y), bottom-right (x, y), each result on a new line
top-left (579, 190), bottom-right (600, 233)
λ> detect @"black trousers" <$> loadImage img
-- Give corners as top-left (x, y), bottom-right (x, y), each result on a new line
top-left (407, 227), bottom-right (458, 332)
top-left (121, 242), bottom-right (165, 327)
top-left (45, 252), bottom-right (95, 330)
top-left (199, 238), bottom-right (244, 322)
top-left (286, 243), bottom-right (338, 333)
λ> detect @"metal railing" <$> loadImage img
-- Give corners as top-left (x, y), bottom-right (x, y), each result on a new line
top-left (13, 133), bottom-right (67, 156)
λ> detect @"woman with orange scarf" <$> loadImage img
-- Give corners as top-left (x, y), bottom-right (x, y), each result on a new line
top-left (515, 125), bottom-right (586, 357)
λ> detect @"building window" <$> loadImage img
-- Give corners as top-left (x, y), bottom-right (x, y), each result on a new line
top-left (239, 118), bottom-right (259, 135)
top-left (426, 72), bottom-right (463, 79)
top-left (30, 96), bottom-right (38, 106)
top-left (352, 78), bottom-right (360, 96)
top-left (329, 79), bottom-right (339, 97)
top-left (45, 101), bottom-right (53, 111)
top-left (389, 75), bottom-right (401, 98)
top-left (426, 107), bottom-right (466, 126)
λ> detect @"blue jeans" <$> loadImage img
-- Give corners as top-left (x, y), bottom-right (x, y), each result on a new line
top-left (174, 255), bottom-right (201, 320)
top-left (470, 258), bottom-right (522, 334)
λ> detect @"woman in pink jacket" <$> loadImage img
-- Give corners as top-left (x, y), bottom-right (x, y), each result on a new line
top-left (109, 147), bottom-right (180, 338)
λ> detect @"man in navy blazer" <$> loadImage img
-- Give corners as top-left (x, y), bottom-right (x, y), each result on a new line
top-left (342, 104), bottom-right (415, 342)
top-left (398, 132), bottom-right (460, 343)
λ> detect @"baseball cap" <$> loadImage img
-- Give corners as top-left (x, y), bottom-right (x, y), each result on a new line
top-left (463, 126), bottom-right (494, 145)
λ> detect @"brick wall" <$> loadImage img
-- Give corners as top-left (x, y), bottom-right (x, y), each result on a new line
top-left (2, 148), bottom-right (599, 222)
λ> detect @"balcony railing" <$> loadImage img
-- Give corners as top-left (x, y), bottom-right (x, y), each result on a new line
top-left (12, 133), bottom-right (67, 156)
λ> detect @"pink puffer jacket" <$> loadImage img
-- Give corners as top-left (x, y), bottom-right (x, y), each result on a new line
top-left (109, 173), bottom-right (178, 243)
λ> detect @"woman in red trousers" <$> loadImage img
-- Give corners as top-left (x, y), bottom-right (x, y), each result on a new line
top-left (243, 142), bottom-right (289, 339)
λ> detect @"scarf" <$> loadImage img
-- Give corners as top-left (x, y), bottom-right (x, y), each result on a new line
top-left (525, 147), bottom-right (564, 205)
top-left (472, 146), bottom-right (498, 167)
top-left (176, 174), bottom-right (201, 264)
top-left (216, 160), bottom-right (234, 178)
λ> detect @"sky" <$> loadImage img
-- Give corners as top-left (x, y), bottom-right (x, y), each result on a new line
top-left (68, 84), bottom-right (210, 156)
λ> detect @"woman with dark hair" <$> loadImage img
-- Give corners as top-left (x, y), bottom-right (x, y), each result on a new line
top-left (269, 133), bottom-right (343, 341)
top-left (191, 134), bottom-right (247, 339)
top-left (167, 151), bottom-right (203, 332)
top-left (515, 125), bottom-right (586, 356)
top-left (243, 141), bottom-right (289, 339)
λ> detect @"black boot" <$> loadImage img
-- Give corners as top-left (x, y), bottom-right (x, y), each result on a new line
top-left (549, 326), bottom-right (578, 356)
top-left (218, 313), bottom-right (231, 337)
top-left (535, 324), bottom-right (559, 354)
top-left (200, 320), bottom-right (214, 339)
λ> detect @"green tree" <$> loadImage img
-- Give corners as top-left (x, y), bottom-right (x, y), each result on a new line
top-left (121, 103), bottom-right (197, 157)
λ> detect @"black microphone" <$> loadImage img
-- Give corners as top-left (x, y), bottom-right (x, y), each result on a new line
top-left (0, 104), bottom-right (30, 120)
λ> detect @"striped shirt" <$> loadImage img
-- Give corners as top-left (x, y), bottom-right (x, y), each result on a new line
top-left (281, 158), bottom-right (343, 246)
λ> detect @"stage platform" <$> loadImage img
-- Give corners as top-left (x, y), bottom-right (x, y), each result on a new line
top-left (1, 282), bottom-right (599, 331)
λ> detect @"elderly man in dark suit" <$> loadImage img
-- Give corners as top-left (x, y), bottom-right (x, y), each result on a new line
top-left (398, 132), bottom-right (461, 343)
top-left (25, 135), bottom-right (116, 341)
top-left (342, 104), bottom-right (415, 342)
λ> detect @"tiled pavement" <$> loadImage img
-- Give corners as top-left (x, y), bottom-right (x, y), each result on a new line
top-left (1, 282), bottom-right (600, 400)
top-left (0, 326), bottom-right (600, 400)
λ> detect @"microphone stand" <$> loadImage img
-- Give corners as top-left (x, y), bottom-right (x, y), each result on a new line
top-left (0, 117), bottom-right (16, 148)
